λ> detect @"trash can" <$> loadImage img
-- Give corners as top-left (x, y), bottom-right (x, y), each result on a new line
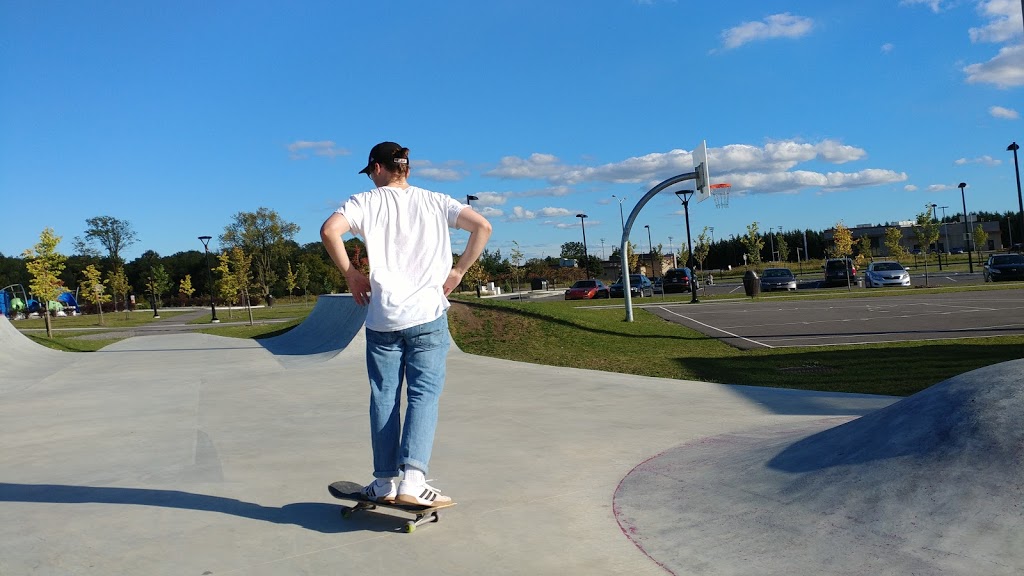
top-left (266, 294), bottom-right (275, 307)
top-left (530, 278), bottom-right (548, 291)
top-left (743, 270), bottom-right (761, 298)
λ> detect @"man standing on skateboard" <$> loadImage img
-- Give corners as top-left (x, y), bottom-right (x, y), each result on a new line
top-left (321, 141), bottom-right (492, 506)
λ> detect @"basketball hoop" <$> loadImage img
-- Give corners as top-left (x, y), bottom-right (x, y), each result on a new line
top-left (710, 183), bottom-right (731, 209)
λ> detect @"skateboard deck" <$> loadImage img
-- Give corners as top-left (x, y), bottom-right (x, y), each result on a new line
top-left (328, 480), bottom-right (456, 533)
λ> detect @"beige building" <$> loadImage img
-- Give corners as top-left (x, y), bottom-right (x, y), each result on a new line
top-left (825, 220), bottom-right (1003, 256)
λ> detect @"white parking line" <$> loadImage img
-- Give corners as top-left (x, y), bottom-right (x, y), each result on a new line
top-left (656, 306), bottom-right (774, 349)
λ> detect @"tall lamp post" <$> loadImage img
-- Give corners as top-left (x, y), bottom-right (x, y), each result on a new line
top-left (958, 182), bottom-right (974, 273)
top-left (1008, 142), bottom-right (1023, 247)
top-left (612, 194), bottom-right (626, 231)
top-left (674, 189), bottom-right (699, 304)
top-left (198, 236), bottom-right (220, 323)
top-left (576, 213), bottom-right (589, 277)
top-left (668, 236), bottom-right (675, 268)
top-left (466, 195), bottom-right (478, 207)
top-left (644, 224), bottom-right (653, 276)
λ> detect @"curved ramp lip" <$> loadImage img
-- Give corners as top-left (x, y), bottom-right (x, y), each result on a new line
top-left (256, 294), bottom-right (367, 362)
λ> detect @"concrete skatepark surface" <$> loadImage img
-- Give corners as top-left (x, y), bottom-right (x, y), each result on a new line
top-left (1, 294), bottom-right (1020, 575)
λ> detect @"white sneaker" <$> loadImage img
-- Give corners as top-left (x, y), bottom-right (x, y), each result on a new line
top-left (360, 479), bottom-right (397, 503)
top-left (396, 479), bottom-right (453, 506)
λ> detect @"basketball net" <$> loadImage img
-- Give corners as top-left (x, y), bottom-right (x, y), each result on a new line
top-left (710, 183), bottom-right (731, 209)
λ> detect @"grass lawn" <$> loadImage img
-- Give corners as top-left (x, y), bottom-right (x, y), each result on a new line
top-left (14, 310), bottom-right (190, 330)
top-left (447, 296), bottom-right (1024, 397)
top-left (23, 333), bottom-right (122, 352)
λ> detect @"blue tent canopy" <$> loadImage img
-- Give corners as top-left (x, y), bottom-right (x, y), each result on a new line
top-left (57, 291), bottom-right (79, 312)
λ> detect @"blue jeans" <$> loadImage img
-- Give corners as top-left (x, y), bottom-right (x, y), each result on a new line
top-left (365, 313), bottom-right (450, 478)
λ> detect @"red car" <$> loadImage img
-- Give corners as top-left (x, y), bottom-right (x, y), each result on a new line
top-left (564, 279), bottom-right (610, 300)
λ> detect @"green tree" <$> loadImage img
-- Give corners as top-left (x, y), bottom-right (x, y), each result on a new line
top-left (215, 251), bottom-right (240, 319)
top-left (295, 261), bottom-right (311, 305)
top-left (741, 222), bottom-right (764, 265)
top-left (694, 228), bottom-right (711, 271)
top-left (509, 241), bottom-right (525, 297)
top-left (107, 266), bottom-right (131, 317)
top-left (285, 262), bottom-right (298, 298)
top-left (855, 236), bottom-right (872, 266)
top-left (830, 221), bottom-right (854, 258)
top-left (74, 216), bottom-right (137, 266)
top-left (776, 233), bottom-right (790, 262)
top-left (884, 227), bottom-right (907, 262)
top-left (973, 223), bottom-right (988, 262)
top-left (913, 208), bottom-right (941, 286)
top-left (23, 228), bottom-right (66, 337)
top-left (229, 247), bottom-right (255, 326)
top-left (220, 207), bottom-right (299, 300)
top-left (179, 274), bottom-right (195, 304)
top-left (80, 264), bottom-right (111, 325)
top-left (148, 264), bottom-right (172, 307)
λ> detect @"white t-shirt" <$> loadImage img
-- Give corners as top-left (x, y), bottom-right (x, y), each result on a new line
top-left (337, 185), bottom-right (466, 332)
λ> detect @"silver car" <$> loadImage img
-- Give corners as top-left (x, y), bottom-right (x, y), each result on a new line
top-left (760, 267), bottom-right (797, 291)
top-left (865, 261), bottom-right (911, 288)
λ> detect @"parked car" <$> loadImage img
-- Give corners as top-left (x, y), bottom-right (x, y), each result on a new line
top-left (983, 253), bottom-right (1024, 282)
top-left (609, 274), bottom-right (654, 298)
top-left (662, 267), bottom-right (698, 294)
top-left (865, 261), bottom-right (911, 288)
top-left (759, 267), bottom-right (797, 291)
top-left (823, 258), bottom-right (858, 287)
top-left (564, 279), bottom-right (611, 300)
top-left (950, 248), bottom-right (965, 255)
top-left (652, 277), bottom-right (664, 294)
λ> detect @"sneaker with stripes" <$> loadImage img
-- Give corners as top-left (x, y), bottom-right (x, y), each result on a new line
top-left (396, 480), bottom-right (452, 506)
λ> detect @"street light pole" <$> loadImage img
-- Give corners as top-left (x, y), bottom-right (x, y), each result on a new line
top-left (674, 190), bottom-right (699, 304)
top-left (576, 213), bottom-right (589, 277)
top-left (612, 194), bottom-right (627, 231)
top-left (1008, 142), bottom-right (1023, 247)
top-left (668, 236), bottom-right (675, 268)
top-left (198, 236), bottom-right (220, 323)
top-left (959, 182), bottom-right (974, 273)
top-left (644, 224), bottom-right (653, 276)
top-left (466, 195), bottom-right (478, 207)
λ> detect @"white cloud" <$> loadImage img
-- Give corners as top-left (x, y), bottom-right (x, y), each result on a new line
top-left (415, 167), bottom-right (462, 181)
top-left (287, 140), bottom-right (348, 159)
top-left (963, 2), bottom-right (1024, 88)
top-left (881, 43), bottom-right (895, 54)
top-left (720, 13), bottom-right (814, 50)
top-left (537, 207), bottom-right (573, 217)
top-left (468, 191), bottom-right (507, 207)
top-left (969, 0), bottom-right (1023, 44)
top-left (508, 206), bottom-right (536, 221)
top-left (954, 155), bottom-right (1001, 166)
top-left (478, 207), bottom-right (504, 218)
top-left (904, 184), bottom-right (919, 192)
top-left (927, 184), bottom-right (954, 191)
top-left (990, 105), bottom-right (1020, 119)
top-left (899, 0), bottom-right (945, 13)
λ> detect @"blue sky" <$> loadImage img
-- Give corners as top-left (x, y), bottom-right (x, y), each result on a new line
top-left (2, 0), bottom-right (1023, 264)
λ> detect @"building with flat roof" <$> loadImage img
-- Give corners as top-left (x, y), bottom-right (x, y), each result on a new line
top-left (824, 219), bottom-right (1003, 257)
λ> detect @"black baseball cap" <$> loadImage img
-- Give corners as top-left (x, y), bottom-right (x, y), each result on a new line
top-left (358, 141), bottom-right (406, 174)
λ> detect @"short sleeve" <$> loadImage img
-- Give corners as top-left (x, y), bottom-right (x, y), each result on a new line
top-left (336, 194), bottom-right (366, 238)
top-left (443, 194), bottom-right (467, 229)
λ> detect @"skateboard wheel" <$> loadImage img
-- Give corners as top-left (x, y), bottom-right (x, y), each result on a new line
top-left (404, 521), bottom-right (416, 533)
top-left (340, 506), bottom-right (353, 518)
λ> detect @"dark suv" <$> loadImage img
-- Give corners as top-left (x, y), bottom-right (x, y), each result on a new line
top-left (662, 267), bottom-right (697, 294)
top-left (609, 274), bottom-right (654, 298)
top-left (823, 258), bottom-right (857, 287)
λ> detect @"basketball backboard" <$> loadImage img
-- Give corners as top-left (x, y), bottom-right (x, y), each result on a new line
top-left (693, 139), bottom-right (711, 203)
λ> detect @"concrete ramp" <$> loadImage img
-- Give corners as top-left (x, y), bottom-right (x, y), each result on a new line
top-left (0, 315), bottom-right (76, 389)
top-left (257, 294), bottom-right (367, 367)
top-left (614, 358), bottom-right (1024, 575)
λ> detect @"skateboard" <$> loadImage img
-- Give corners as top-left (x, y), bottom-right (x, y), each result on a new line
top-left (328, 480), bottom-right (456, 533)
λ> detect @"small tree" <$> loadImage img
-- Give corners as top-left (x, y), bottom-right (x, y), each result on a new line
top-left (229, 246), bottom-right (255, 326)
top-left (973, 223), bottom-right (988, 262)
top-left (694, 228), bottom-right (711, 271)
top-left (215, 251), bottom-right (240, 319)
top-left (295, 262), bottom-right (310, 306)
top-left (884, 227), bottom-right (907, 262)
top-left (80, 264), bottom-right (111, 325)
top-left (913, 208), bottom-right (941, 286)
top-left (107, 266), bottom-right (131, 318)
top-left (148, 264), bottom-right (172, 307)
top-left (23, 228), bottom-right (67, 337)
top-left (741, 222), bottom-right (764, 265)
top-left (509, 241), bottom-right (524, 297)
top-left (285, 262), bottom-right (298, 299)
top-left (179, 274), bottom-right (195, 304)
top-left (776, 233), bottom-right (790, 262)
top-left (855, 236), bottom-right (872, 267)
top-left (830, 221), bottom-right (854, 258)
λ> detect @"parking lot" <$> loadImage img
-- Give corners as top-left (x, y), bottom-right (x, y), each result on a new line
top-left (642, 287), bottom-right (1024, 350)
